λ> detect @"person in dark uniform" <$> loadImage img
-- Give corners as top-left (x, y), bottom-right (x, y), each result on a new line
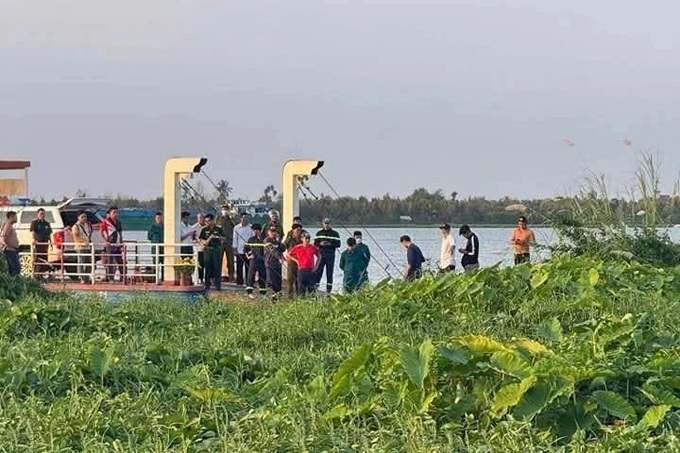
top-left (216, 204), bottom-right (235, 283)
top-left (283, 223), bottom-right (303, 296)
top-left (313, 217), bottom-right (341, 293)
top-left (30, 207), bottom-right (52, 276)
top-left (244, 224), bottom-right (267, 299)
top-left (198, 214), bottom-right (225, 290)
top-left (263, 226), bottom-right (287, 299)
top-left (261, 209), bottom-right (284, 240)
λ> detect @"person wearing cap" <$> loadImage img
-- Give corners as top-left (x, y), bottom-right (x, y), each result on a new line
top-left (287, 231), bottom-right (320, 296)
top-left (243, 223), bottom-right (267, 298)
top-left (261, 209), bottom-right (284, 241)
top-left (233, 212), bottom-right (252, 286)
top-left (510, 216), bottom-right (535, 265)
top-left (439, 223), bottom-right (456, 273)
top-left (339, 237), bottom-right (366, 293)
top-left (179, 211), bottom-right (196, 257)
top-left (263, 225), bottom-right (287, 299)
top-left (353, 231), bottom-right (371, 287)
top-left (314, 218), bottom-right (341, 293)
top-left (458, 224), bottom-right (480, 272)
top-left (284, 224), bottom-right (303, 296)
top-left (400, 235), bottom-right (425, 281)
top-left (198, 214), bottom-right (225, 290)
top-left (216, 204), bottom-right (235, 283)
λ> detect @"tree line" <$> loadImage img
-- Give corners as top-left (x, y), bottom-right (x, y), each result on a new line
top-left (37, 186), bottom-right (680, 226)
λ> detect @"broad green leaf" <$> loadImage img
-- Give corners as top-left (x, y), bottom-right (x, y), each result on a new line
top-left (513, 382), bottom-right (550, 420)
top-left (324, 404), bottom-right (350, 420)
top-left (420, 390), bottom-right (438, 413)
top-left (489, 351), bottom-right (533, 379)
top-left (400, 339), bottom-right (435, 389)
top-left (454, 335), bottom-right (509, 356)
top-left (491, 376), bottom-right (537, 417)
top-left (593, 391), bottom-right (637, 422)
top-left (535, 318), bottom-right (563, 343)
top-left (90, 347), bottom-right (114, 381)
top-left (637, 405), bottom-right (670, 429)
top-left (512, 339), bottom-right (552, 358)
top-left (530, 271), bottom-right (549, 289)
top-left (332, 343), bottom-right (372, 387)
top-left (437, 345), bottom-right (469, 365)
top-left (640, 383), bottom-right (680, 407)
top-left (588, 268), bottom-right (600, 286)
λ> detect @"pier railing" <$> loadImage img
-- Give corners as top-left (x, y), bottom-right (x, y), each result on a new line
top-left (19, 241), bottom-right (201, 285)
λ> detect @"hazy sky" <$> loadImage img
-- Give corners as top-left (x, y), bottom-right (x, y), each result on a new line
top-left (2, 0), bottom-right (680, 202)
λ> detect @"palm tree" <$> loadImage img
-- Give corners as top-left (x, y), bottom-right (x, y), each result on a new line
top-left (215, 179), bottom-right (233, 204)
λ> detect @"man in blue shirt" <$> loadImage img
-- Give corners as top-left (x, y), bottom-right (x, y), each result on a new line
top-left (399, 235), bottom-right (425, 281)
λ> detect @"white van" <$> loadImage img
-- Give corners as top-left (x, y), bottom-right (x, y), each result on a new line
top-left (0, 198), bottom-right (108, 276)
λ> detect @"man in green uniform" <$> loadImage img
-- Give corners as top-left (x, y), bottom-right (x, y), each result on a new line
top-left (339, 237), bottom-right (365, 293)
top-left (198, 213), bottom-right (225, 290)
top-left (283, 223), bottom-right (303, 296)
top-left (147, 212), bottom-right (164, 282)
top-left (261, 209), bottom-right (284, 240)
top-left (353, 230), bottom-right (371, 288)
top-left (216, 204), bottom-right (235, 283)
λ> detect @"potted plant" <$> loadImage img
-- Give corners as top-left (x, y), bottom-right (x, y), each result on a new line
top-left (175, 257), bottom-right (196, 286)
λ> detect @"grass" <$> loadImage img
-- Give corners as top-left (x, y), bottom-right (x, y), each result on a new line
top-left (2, 255), bottom-right (680, 451)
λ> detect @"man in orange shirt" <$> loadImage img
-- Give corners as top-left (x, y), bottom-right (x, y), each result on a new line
top-left (510, 216), bottom-right (535, 265)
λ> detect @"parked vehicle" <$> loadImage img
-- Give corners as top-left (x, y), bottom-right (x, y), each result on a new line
top-left (0, 198), bottom-right (108, 276)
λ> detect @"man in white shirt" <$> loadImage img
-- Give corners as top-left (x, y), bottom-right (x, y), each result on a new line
top-left (233, 212), bottom-right (252, 286)
top-left (179, 211), bottom-right (196, 257)
top-left (192, 212), bottom-right (207, 284)
top-left (439, 223), bottom-right (456, 273)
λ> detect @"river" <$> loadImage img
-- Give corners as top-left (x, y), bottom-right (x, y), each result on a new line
top-left (122, 226), bottom-right (680, 287)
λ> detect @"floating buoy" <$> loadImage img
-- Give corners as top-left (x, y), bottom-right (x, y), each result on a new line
top-left (563, 138), bottom-right (575, 147)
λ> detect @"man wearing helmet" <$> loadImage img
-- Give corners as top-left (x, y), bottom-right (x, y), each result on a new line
top-left (261, 209), bottom-right (284, 240)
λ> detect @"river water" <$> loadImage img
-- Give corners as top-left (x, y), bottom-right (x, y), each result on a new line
top-left (123, 226), bottom-right (680, 287)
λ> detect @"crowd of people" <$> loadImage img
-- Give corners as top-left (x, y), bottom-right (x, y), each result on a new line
top-left (1, 205), bottom-right (536, 295)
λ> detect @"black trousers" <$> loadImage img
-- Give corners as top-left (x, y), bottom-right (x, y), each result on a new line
top-left (298, 269), bottom-right (316, 296)
top-left (266, 265), bottom-right (283, 295)
top-left (34, 243), bottom-right (50, 274)
top-left (315, 253), bottom-right (335, 292)
top-left (246, 258), bottom-right (267, 294)
top-left (197, 251), bottom-right (205, 281)
top-left (514, 253), bottom-right (530, 265)
top-left (204, 247), bottom-right (223, 290)
top-left (236, 253), bottom-right (249, 285)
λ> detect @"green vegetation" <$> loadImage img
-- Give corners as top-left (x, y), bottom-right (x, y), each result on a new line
top-left (1, 255), bottom-right (680, 451)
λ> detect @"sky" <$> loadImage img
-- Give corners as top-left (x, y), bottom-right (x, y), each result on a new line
top-left (2, 0), bottom-right (680, 202)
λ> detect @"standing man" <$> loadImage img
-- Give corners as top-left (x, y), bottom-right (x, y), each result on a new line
top-left (30, 207), bottom-right (52, 277)
top-left (313, 218), bottom-right (341, 293)
top-left (233, 212), bottom-right (252, 286)
top-left (192, 212), bottom-right (207, 284)
top-left (399, 235), bottom-right (425, 281)
top-left (216, 204), bottom-right (235, 283)
top-left (263, 226), bottom-right (287, 299)
top-left (284, 224), bottom-right (303, 296)
top-left (510, 216), bottom-right (535, 265)
top-left (100, 206), bottom-right (124, 282)
top-left (439, 223), bottom-right (456, 273)
top-left (352, 231), bottom-right (371, 288)
top-left (0, 211), bottom-right (20, 276)
top-left (261, 209), bottom-right (284, 240)
top-left (287, 232), bottom-right (320, 296)
top-left (179, 211), bottom-right (196, 257)
top-left (72, 210), bottom-right (93, 283)
top-left (458, 224), bottom-right (480, 272)
top-left (147, 212), bottom-right (164, 282)
top-left (339, 237), bottom-right (366, 293)
top-left (198, 213), bottom-right (225, 291)
top-left (244, 224), bottom-right (267, 299)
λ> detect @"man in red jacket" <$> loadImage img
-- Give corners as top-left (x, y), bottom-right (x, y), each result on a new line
top-left (286, 232), bottom-right (320, 296)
